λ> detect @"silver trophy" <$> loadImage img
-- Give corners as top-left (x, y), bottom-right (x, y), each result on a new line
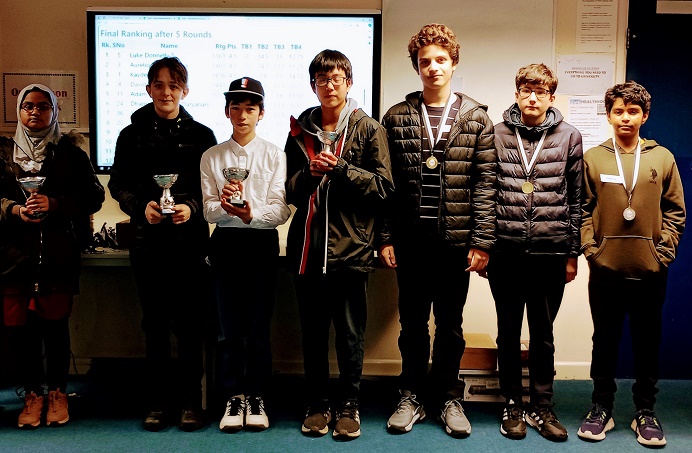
top-left (18, 176), bottom-right (47, 219)
top-left (153, 174), bottom-right (178, 214)
top-left (317, 130), bottom-right (339, 154)
top-left (222, 167), bottom-right (249, 207)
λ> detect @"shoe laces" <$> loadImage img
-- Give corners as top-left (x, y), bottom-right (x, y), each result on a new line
top-left (584, 404), bottom-right (609, 424)
top-left (24, 393), bottom-right (41, 412)
top-left (226, 397), bottom-right (245, 416)
top-left (636, 409), bottom-right (662, 431)
top-left (50, 389), bottom-right (64, 403)
top-left (444, 398), bottom-right (464, 418)
top-left (247, 396), bottom-right (265, 415)
top-left (395, 394), bottom-right (419, 413)
top-left (338, 402), bottom-right (358, 420)
top-left (504, 405), bottom-right (524, 421)
top-left (534, 406), bottom-right (558, 424)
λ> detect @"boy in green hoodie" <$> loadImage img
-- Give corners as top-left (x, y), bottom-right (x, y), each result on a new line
top-left (577, 81), bottom-right (685, 447)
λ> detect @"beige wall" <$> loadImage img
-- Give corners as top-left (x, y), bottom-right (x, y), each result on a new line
top-left (0, 0), bottom-right (629, 378)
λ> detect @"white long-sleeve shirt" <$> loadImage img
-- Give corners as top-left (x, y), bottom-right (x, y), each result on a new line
top-left (200, 135), bottom-right (291, 229)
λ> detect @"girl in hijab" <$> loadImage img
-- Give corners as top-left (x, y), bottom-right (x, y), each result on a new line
top-left (0, 84), bottom-right (105, 429)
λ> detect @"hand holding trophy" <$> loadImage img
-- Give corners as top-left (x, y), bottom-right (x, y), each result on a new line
top-left (18, 176), bottom-right (47, 219)
top-left (153, 174), bottom-right (178, 214)
top-left (222, 167), bottom-right (250, 207)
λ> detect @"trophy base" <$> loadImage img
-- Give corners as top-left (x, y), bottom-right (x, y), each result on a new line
top-left (161, 208), bottom-right (175, 214)
top-left (230, 200), bottom-right (246, 207)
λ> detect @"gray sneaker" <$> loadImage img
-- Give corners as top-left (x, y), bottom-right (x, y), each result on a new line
top-left (387, 390), bottom-right (426, 433)
top-left (440, 398), bottom-right (471, 437)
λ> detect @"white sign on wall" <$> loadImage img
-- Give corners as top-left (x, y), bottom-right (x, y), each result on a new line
top-left (556, 54), bottom-right (614, 95)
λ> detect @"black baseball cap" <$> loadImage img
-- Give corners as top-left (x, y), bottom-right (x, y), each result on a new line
top-left (224, 77), bottom-right (264, 99)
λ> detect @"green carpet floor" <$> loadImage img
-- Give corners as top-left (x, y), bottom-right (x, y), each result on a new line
top-left (1, 373), bottom-right (691, 452)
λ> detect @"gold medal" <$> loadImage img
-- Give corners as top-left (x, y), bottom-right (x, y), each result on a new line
top-left (623, 207), bottom-right (636, 221)
top-left (425, 155), bottom-right (439, 169)
top-left (521, 181), bottom-right (534, 194)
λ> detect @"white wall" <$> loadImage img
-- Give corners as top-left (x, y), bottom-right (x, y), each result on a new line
top-left (0, 0), bottom-right (630, 379)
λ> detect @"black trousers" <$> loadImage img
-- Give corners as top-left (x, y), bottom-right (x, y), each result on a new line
top-left (588, 269), bottom-right (667, 411)
top-left (208, 227), bottom-right (279, 400)
top-left (394, 237), bottom-right (470, 407)
top-left (295, 270), bottom-right (368, 407)
top-left (488, 254), bottom-right (567, 406)
top-left (130, 247), bottom-right (208, 409)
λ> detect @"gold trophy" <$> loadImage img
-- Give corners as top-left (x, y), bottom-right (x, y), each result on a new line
top-left (153, 174), bottom-right (178, 214)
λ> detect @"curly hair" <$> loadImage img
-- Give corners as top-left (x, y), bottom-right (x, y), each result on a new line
top-left (408, 23), bottom-right (460, 72)
top-left (604, 81), bottom-right (651, 115)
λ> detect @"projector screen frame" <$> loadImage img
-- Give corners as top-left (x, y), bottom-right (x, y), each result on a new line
top-left (86, 7), bottom-right (383, 174)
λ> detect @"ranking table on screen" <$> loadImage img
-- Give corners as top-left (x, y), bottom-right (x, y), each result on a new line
top-left (92, 14), bottom-right (377, 169)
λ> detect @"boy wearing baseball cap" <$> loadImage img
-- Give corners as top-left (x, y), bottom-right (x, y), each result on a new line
top-left (200, 76), bottom-right (291, 433)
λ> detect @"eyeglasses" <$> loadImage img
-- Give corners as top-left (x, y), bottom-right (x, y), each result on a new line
top-left (20, 102), bottom-right (53, 113)
top-left (518, 87), bottom-right (551, 99)
top-left (312, 76), bottom-right (349, 87)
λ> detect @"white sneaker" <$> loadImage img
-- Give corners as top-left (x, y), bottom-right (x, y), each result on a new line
top-left (441, 397), bottom-right (471, 437)
top-left (219, 395), bottom-right (245, 432)
top-left (387, 390), bottom-right (425, 433)
top-left (245, 395), bottom-right (269, 430)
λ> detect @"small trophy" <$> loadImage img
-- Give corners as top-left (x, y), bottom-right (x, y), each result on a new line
top-left (18, 176), bottom-right (47, 219)
top-left (222, 167), bottom-right (249, 207)
top-left (317, 131), bottom-right (339, 154)
top-left (153, 174), bottom-right (178, 214)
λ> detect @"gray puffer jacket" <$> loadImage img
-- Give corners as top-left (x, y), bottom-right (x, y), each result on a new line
top-left (380, 91), bottom-right (497, 251)
top-left (493, 104), bottom-right (583, 255)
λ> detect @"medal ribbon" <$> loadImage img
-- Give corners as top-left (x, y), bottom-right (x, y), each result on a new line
top-left (516, 129), bottom-right (547, 178)
top-left (612, 137), bottom-right (641, 208)
top-left (422, 92), bottom-right (454, 149)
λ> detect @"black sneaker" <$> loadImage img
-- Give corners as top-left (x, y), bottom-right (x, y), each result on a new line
top-left (143, 409), bottom-right (167, 432)
top-left (179, 407), bottom-right (205, 432)
top-left (302, 404), bottom-right (331, 436)
top-left (500, 400), bottom-right (526, 440)
top-left (245, 396), bottom-right (269, 431)
top-left (631, 409), bottom-right (666, 447)
top-left (526, 406), bottom-right (568, 442)
top-left (333, 401), bottom-right (361, 440)
top-left (577, 404), bottom-right (614, 441)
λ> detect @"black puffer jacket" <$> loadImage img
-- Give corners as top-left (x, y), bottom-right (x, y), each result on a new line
top-left (493, 104), bottom-right (582, 255)
top-left (0, 133), bottom-right (105, 293)
top-left (108, 103), bottom-right (217, 256)
top-left (380, 91), bottom-right (496, 251)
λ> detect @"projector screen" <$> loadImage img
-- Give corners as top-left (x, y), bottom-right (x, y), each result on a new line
top-left (87, 9), bottom-right (382, 173)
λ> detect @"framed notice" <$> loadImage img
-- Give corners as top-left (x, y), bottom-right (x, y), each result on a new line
top-left (2, 72), bottom-right (78, 127)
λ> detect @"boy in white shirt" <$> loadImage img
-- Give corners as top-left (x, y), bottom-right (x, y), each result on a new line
top-left (200, 77), bottom-right (291, 433)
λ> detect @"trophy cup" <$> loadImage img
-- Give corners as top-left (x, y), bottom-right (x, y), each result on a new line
top-left (222, 167), bottom-right (249, 207)
top-left (18, 176), bottom-right (47, 219)
top-left (317, 131), bottom-right (339, 154)
top-left (153, 174), bottom-right (178, 214)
